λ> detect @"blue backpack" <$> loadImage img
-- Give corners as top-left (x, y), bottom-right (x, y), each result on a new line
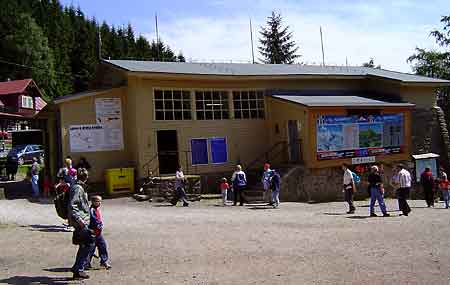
top-left (352, 172), bottom-right (361, 184)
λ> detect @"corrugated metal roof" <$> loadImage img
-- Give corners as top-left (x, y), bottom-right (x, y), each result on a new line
top-left (0, 79), bottom-right (33, 95)
top-left (272, 95), bottom-right (415, 107)
top-left (103, 60), bottom-right (450, 84)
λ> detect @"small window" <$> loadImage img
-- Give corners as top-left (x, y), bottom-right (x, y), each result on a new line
top-left (21, 96), bottom-right (33, 108)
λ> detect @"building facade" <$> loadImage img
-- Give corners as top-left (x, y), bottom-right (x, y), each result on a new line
top-left (54, 60), bottom-right (450, 200)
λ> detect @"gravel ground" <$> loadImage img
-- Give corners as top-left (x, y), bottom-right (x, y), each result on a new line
top-left (1, 197), bottom-right (450, 285)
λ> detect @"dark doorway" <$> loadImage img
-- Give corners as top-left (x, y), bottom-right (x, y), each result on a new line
top-left (287, 120), bottom-right (300, 162)
top-left (157, 130), bottom-right (179, 174)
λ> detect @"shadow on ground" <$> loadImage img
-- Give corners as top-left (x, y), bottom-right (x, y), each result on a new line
top-left (0, 276), bottom-right (73, 285)
top-left (28, 224), bottom-right (69, 233)
top-left (44, 267), bottom-right (72, 273)
top-left (247, 206), bottom-right (277, 210)
top-left (323, 212), bottom-right (348, 216)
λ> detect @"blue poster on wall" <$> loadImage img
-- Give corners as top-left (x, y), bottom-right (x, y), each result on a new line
top-left (191, 139), bottom-right (208, 165)
top-left (209, 137), bottom-right (227, 163)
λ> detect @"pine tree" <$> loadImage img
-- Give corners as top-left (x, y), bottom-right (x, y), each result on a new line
top-left (0, 7), bottom-right (57, 99)
top-left (258, 11), bottom-right (300, 64)
top-left (135, 35), bottom-right (152, 60)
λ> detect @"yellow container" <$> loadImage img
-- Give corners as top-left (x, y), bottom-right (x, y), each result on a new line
top-left (105, 168), bottom-right (134, 195)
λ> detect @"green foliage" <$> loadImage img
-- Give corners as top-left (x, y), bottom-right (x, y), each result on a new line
top-left (258, 11), bottom-right (300, 64)
top-left (0, 2), bottom-right (57, 98)
top-left (408, 15), bottom-right (450, 125)
top-left (0, 0), bottom-right (185, 100)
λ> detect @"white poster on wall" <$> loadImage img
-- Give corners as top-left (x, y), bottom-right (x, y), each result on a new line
top-left (95, 98), bottom-right (124, 150)
top-left (69, 125), bottom-right (106, 152)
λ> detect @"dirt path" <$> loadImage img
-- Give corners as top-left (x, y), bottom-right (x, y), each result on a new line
top-left (1, 198), bottom-right (450, 284)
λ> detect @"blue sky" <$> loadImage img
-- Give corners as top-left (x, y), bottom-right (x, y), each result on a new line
top-left (60, 0), bottom-right (449, 72)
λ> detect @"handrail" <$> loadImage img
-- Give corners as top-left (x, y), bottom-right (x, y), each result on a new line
top-left (245, 139), bottom-right (302, 171)
top-left (142, 150), bottom-right (193, 177)
top-left (245, 141), bottom-right (286, 170)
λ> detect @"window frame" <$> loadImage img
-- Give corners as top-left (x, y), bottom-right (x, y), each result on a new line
top-left (21, 95), bottom-right (34, 109)
top-left (232, 90), bottom-right (265, 120)
top-left (153, 88), bottom-right (192, 121)
top-left (194, 90), bottom-right (230, 120)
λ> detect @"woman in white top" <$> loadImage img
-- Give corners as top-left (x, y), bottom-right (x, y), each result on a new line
top-left (172, 166), bottom-right (189, 207)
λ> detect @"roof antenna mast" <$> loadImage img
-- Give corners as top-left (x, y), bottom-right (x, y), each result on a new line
top-left (155, 13), bottom-right (160, 61)
top-left (250, 18), bottom-right (255, 64)
top-left (320, 26), bottom-right (325, 66)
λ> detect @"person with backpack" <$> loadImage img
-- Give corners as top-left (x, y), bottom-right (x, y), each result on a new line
top-left (55, 158), bottom-right (77, 231)
top-left (68, 168), bottom-right (95, 280)
top-left (342, 163), bottom-right (356, 214)
top-left (421, 167), bottom-right (436, 207)
top-left (231, 165), bottom-right (247, 206)
top-left (368, 165), bottom-right (390, 217)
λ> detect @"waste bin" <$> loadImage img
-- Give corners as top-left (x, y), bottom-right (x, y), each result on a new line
top-left (105, 168), bottom-right (134, 195)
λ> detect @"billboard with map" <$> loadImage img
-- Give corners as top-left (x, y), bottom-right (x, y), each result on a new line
top-left (316, 114), bottom-right (404, 160)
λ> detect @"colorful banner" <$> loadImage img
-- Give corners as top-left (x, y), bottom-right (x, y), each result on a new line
top-left (316, 114), bottom-right (404, 161)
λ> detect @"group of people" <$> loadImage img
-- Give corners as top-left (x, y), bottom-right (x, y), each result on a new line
top-left (219, 163), bottom-right (281, 208)
top-left (171, 163), bottom-right (281, 208)
top-left (342, 162), bottom-right (450, 217)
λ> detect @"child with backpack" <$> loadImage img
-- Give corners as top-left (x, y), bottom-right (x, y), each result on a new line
top-left (86, 195), bottom-right (111, 270)
top-left (220, 178), bottom-right (230, 206)
top-left (231, 165), bottom-right (247, 206)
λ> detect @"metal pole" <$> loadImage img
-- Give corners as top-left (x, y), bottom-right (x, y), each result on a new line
top-left (155, 13), bottom-right (160, 60)
top-left (320, 26), bottom-right (325, 66)
top-left (250, 18), bottom-right (255, 64)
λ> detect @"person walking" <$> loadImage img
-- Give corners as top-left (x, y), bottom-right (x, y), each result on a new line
top-left (86, 195), bottom-right (112, 270)
top-left (231, 165), bottom-right (247, 206)
top-left (171, 166), bottom-right (189, 207)
top-left (439, 174), bottom-right (450, 209)
top-left (262, 163), bottom-right (273, 203)
top-left (420, 167), bottom-right (435, 207)
top-left (30, 157), bottom-right (40, 198)
top-left (342, 163), bottom-right (356, 214)
top-left (391, 164), bottom-right (412, 216)
top-left (219, 178), bottom-right (230, 206)
top-left (270, 169), bottom-right (281, 208)
top-left (368, 165), bottom-right (390, 217)
top-left (68, 168), bottom-right (95, 280)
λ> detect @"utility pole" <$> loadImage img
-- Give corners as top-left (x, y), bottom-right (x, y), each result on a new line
top-left (320, 26), bottom-right (325, 66)
top-left (250, 18), bottom-right (255, 64)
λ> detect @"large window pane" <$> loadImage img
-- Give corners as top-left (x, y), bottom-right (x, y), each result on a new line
top-left (155, 89), bottom-right (192, 120)
top-left (191, 139), bottom-right (208, 165)
top-left (209, 137), bottom-right (227, 163)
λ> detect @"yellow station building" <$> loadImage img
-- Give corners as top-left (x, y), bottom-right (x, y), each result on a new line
top-left (54, 60), bottom-right (450, 200)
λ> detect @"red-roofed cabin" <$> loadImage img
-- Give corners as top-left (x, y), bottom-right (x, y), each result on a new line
top-left (0, 79), bottom-right (47, 118)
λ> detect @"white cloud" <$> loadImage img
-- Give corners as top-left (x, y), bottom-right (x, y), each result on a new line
top-left (140, 0), bottom-right (446, 72)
